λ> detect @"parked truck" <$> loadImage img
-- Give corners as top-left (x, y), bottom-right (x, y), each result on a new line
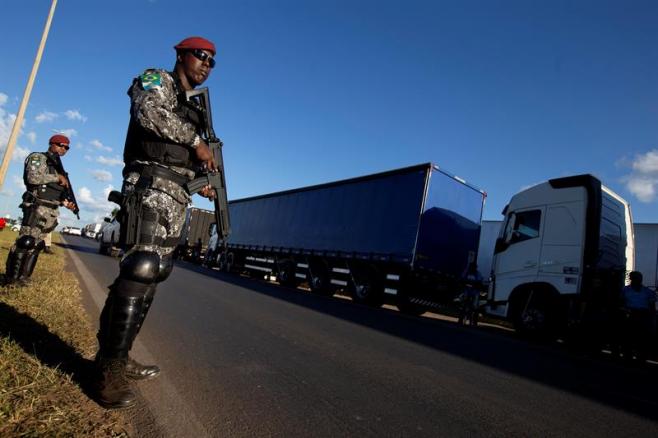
top-left (208, 163), bottom-right (486, 312)
top-left (176, 207), bottom-right (216, 263)
top-left (485, 175), bottom-right (635, 336)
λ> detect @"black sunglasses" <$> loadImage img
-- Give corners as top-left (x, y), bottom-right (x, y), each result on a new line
top-left (190, 49), bottom-right (216, 68)
top-left (53, 143), bottom-right (70, 150)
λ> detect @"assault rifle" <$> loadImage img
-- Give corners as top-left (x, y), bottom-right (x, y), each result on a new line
top-left (50, 153), bottom-right (80, 220)
top-left (183, 87), bottom-right (231, 243)
top-left (63, 171), bottom-right (80, 220)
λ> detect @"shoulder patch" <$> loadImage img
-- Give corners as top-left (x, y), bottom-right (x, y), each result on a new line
top-left (27, 153), bottom-right (43, 165)
top-left (140, 72), bottom-right (162, 91)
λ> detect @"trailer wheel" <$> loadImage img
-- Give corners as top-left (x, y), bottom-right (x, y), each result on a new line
top-left (277, 260), bottom-right (298, 288)
top-left (310, 275), bottom-right (333, 296)
top-left (351, 266), bottom-right (383, 307)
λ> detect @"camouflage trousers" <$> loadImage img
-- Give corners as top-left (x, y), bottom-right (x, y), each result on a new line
top-left (17, 203), bottom-right (59, 245)
top-left (122, 171), bottom-right (190, 258)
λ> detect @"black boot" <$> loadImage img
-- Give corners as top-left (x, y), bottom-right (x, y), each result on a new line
top-left (4, 248), bottom-right (30, 286)
top-left (94, 291), bottom-right (144, 409)
top-left (125, 284), bottom-right (160, 380)
top-left (95, 357), bottom-right (136, 409)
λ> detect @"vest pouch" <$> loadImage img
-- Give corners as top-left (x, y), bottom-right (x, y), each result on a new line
top-left (38, 183), bottom-right (66, 202)
top-left (141, 140), bottom-right (190, 167)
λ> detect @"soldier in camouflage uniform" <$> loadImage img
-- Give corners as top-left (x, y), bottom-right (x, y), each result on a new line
top-left (94, 36), bottom-right (218, 409)
top-left (4, 134), bottom-right (76, 285)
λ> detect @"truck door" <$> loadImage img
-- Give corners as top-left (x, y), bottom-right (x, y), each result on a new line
top-left (491, 208), bottom-right (544, 306)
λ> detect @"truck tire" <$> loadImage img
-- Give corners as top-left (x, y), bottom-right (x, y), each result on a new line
top-left (309, 262), bottom-right (333, 296)
top-left (350, 265), bottom-right (383, 307)
top-left (511, 288), bottom-right (556, 340)
top-left (277, 260), bottom-right (298, 288)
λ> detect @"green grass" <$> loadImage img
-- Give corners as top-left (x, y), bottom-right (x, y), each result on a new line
top-left (0, 230), bottom-right (132, 436)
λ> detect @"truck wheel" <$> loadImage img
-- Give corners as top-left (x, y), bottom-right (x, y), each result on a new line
top-left (512, 289), bottom-right (555, 340)
top-left (277, 260), bottom-right (298, 288)
top-left (309, 272), bottom-right (333, 296)
top-left (351, 267), bottom-right (383, 307)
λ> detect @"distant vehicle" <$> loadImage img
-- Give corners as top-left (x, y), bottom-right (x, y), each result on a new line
top-left (176, 208), bottom-right (215, 263)
top-left (0, 217), bottom-right (6, 231)
top-left (82, 222), bottom-right (103, 239)
top-left (98, 218), bottom-right (121, 256)
top-left (66, 227), bottom-right (83, 236)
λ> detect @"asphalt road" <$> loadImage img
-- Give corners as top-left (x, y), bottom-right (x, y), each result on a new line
top-left (60, 235), bottom-right (658, 437)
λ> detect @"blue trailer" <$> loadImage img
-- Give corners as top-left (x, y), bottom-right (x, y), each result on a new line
top-left (211, 163), bottom-right (486, 312)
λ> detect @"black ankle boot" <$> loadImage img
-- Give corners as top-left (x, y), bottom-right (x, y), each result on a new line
top-left (125, 357), bottom-right (160, 380)
top-left (95, 357), bottom-right (136, 409)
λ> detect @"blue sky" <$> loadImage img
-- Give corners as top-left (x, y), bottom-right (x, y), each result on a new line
top-left (0, 0), bottom-right (656, 229)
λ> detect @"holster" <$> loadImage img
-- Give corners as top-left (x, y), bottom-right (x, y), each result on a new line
top-left (110, 190), bottom-right (144, 249)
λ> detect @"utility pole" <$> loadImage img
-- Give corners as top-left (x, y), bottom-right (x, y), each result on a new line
top-left (0, 0), bottom-right (58, 189)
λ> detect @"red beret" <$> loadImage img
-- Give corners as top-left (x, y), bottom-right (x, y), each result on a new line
top-left (49, 134), bottom-right (70, 145)
top-left (174, 36), bottom-right (216, 56)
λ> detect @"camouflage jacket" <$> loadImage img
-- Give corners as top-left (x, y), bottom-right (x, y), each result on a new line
top-left (129, 69), bottom-right (201, 150)
top-left (24, 152), bottom-right (60, 187)
top-left (23, 152), bottom-right (62, 207)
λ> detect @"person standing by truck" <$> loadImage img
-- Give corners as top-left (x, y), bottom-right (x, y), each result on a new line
top-left (458, 262), bottom-right (483, 326)
top-left (93, 36), bottom-right (219, 409)
top-left (620, 271), bottom-right (657, 361)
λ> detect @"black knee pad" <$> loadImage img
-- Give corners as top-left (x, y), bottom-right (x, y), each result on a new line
top-left (35, 240), bottom-right (46, 251)
top-left (16, 235), bottom-right (36, 250)
top-left (119, 251), bottom-right (160, 284)
top-left (157, 253), bottom-right (174, 282)
top-left (110, 278), bottom-right (152, 298)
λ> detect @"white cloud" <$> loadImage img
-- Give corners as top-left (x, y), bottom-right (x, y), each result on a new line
top-left (58, 128), bottom-right (78, 138)
top-left (632, 150), bottom-right (658, 174)
top-left (84, 155), bottom-right (92, 161)
top-left (35, 111), bottom-right (58, 123)
top-left (77, 185), bottom-right (116, 214)
top-left (90, 169), bottom-right (113, 181)
top-left (79, 187), bottom-right (94, 204)
top-left (26, 131), bottom-right (36, 144)
top-left (622, 149), bottom-right (658, 203)
top-left (64, 109), bottom-right (88, 122)
top-left (97, 155), bottom-right (123, 166)
top-left (90, 139), bottom-right (112, 152)
top-left (626, 176), bottom-right (656, 203)
top-left (0, 93), bottom-right (17, 149)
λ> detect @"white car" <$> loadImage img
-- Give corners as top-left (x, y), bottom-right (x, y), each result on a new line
top-left (99, 218), bottom-right (121, 256)
top-left (66, 227), bottom-right (82, 236)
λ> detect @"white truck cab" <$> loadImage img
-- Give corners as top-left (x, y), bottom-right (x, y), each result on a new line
top-left (487, 175), bottom-right (634, 335)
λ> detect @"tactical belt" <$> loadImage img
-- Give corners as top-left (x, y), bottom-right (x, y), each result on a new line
top-left (22, 192), bottom-right (59, 208)
top-left (125, 163), bottom-right (189, 187)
